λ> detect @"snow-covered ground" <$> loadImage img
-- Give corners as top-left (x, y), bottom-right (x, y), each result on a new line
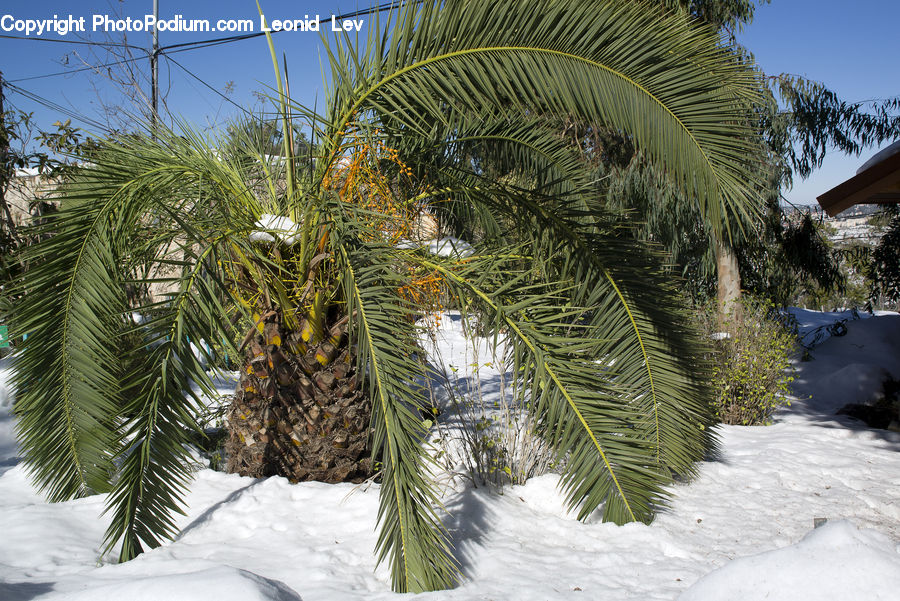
top-left (1, 311), bottom-right (899, 600)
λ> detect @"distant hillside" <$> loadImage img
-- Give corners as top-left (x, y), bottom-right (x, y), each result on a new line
top-left (781, 204), bottom-right (886, 246)
top-left (835, 204), bottom-right (882, 218)
top-left (781, 204), bottom-right (881, 219)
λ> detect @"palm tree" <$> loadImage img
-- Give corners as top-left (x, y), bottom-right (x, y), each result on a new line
top-left (12, 0), bottom-right (766, 593)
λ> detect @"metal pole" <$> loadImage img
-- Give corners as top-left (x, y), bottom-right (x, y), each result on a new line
top-left (150, 0), bottom-right (159, 132)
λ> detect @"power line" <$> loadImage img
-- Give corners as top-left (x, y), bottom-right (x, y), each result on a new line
top-left (163, 55), bottom-right (254, 118)
top-left (3, 1), bottom-right (410, 81)
top-left (0, 33), bottom-right (145, 50)
top-left (4, 81), bottom-right (111, 131)
top-left (849, 95), bottom-right (900, 107)
top-left (3, 2), bottom-right (416, 122)
top-left (8, 54), bottom-right (148, 83)
top-left (159, 31), bottom-right (263, 54)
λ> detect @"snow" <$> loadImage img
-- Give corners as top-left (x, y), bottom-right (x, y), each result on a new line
top-left (397, 236), bottom-right (475, 258)
top-left (424, 236), bottom-right (474, 258)
top-left (38, 565), bottom-right (304, 601)
top-left (857, 140), bottom-right (900, 174)
top-left (680, 520), bottom-right (900, 601)
top-left (0, 357), bottom-right (17, 473)
top-left (1, 311), bottom-right (900, 600)
top-left (788, 311), bottom-right (900, 414)
top-left (13, 167), bottom-right (41, 178)
top-left (249, 214), bottom-right (301, 246)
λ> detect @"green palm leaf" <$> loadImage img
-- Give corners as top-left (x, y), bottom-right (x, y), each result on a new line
top-left (416, 250), bottom-right (707, 524)
top-left (14, 128), bottom-right (264, 558)
top-left (105, 242), bottom-right (235, 561)
top-left (327, 0), bottom-right (765, 233)
top-left (386, 111), bottom-right (716, 521)
top-left (13, 182), bottom-right (127, 501)
top-left (335, 227), bottom-right (458, 593)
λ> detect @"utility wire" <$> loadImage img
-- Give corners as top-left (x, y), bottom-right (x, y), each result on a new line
top-left (0, 34), bottom-right (146, 50)
top-left (8, 54), bottom-right (148, 83)
top-left (5, 1), bottom-right (411, 82)
top-left (163, 54), bottom-right (254, 118)
top-left (159, 31), bottom-right (263, 54)
top-left (3, 1), bottom-right (416, 124)
top-left (4, 81), bottom-right (111, 131)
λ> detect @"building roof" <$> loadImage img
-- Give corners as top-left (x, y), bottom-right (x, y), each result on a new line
top-left (817, 141), bottom-right (900, 217)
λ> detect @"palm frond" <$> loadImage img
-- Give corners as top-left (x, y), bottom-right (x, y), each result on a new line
top-left (325, 0), bottom-right (766, 233)
top-left (383, 108), bottom-right (717, 517)
top-left (14, 127), bottom-right (270, 558)
top-left (335, 220), bottom-right (458, 593)
top-left (13, 183), bottom-right (127, 501)
top-left (417, 252), bottom-right (674, 523)
top-left (448, 175), bottom-right (718, 484)
top-left (104, 242), bottom-right (235, 561)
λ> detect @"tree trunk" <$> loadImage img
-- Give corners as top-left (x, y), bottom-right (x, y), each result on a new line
top-left (225, 310), bottom-right (372, 483)
top-left (716, 239), bottom-right (741, 330)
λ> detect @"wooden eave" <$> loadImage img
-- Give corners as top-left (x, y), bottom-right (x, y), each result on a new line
top-left (816, 150), bottom-right (900, 217)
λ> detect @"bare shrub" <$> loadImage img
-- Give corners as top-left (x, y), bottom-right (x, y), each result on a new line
top-left (423, 316), bottom-right (558, 488)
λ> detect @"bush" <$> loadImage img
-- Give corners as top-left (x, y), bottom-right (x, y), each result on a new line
top-left (423, 318), bottom-right (558, 488)
top-left (698, 298), bottom-right (796, 425)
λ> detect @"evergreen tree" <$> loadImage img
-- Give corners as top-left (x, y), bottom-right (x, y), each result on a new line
top-left (601, 0), bottom-right (900, 309)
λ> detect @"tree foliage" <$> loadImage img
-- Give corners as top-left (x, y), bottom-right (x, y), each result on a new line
top-left (659, 0), bottom-right (770, 34)
top-left (765, 76), bottom-right (900, 188)
top-left (867, 207), bottom-right (900, 310)
top-left (0, 111), bottom-right (90, 316)
top-left (598, 1), bottom-right (900, 308)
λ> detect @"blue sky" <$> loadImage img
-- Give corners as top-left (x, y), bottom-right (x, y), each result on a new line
top-left (2, 0), bottom-right (898, 206)
top-left (737, 1), bottom-right (900, 206)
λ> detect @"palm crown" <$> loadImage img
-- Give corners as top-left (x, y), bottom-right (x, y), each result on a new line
top-left (12, 0), bottom-right (765, 593)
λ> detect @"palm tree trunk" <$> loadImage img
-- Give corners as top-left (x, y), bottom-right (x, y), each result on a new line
top-left (225, 310), bottom-right (372, 483)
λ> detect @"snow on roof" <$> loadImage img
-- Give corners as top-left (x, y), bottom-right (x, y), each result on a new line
top-left (857, 139), bottom-right (900, 174)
